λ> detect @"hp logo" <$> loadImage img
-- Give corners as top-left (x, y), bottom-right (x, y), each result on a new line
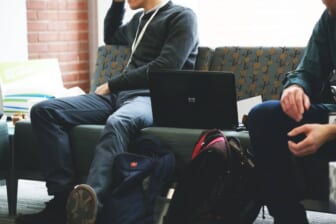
top-left (187, 97), bottom-right (196, 103)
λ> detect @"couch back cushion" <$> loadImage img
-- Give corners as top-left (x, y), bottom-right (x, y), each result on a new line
top-left (195, 46), bottom-right (214, 71)
top-left (90, 45), bottom-right (130, 92)
top-left (90, 45), bottom-right (213, 92)
top-left (210, 47), bottom-right (304, 101)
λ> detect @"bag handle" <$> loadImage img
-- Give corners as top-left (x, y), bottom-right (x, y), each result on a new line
top-left (191, 129), bottom-right (222, 160)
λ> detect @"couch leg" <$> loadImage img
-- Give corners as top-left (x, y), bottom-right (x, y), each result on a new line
top-left (7, 177), bottom-right (18, 216)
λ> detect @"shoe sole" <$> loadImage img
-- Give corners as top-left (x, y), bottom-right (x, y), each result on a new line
top-left (66, 184), bottom-right (98, 224)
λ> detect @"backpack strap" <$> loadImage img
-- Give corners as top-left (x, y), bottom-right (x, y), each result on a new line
top-left (192, 129), bottom-right (225, 160)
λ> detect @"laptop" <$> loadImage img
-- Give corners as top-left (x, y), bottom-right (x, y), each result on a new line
top-left (148, 70), bottom-right (238, 129)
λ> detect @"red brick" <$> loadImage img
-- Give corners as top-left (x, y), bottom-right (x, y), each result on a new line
top-left (38, 52), bottom-right (60, 59)
top-left (67, 2), bottom-right (88, 10)
top-left (27, 11), bottom-right (38, 20)
top-left (48, 1), bottom-right (67, 10)
top-left (27, 0), bottom-right (90, 89)
top-left (48, 43), bottom-right (69, 52)
top-left (60, 61), bottom-right (89, 72)
top-left (59, 32), bottom-right (88, 41)
top-left (39, 33), bottom-right (59, 42)
top-left (78, 52), bottom-right (89, 61)
top-left (27, 1), bottom-right (48, 10)
top-left (28, 43), bottom-right (49, 53)
top-left (48, 22), bottom-right (68, 31)
top-left (60, 52), bottom-right (89, 62)
top-left (58, 53), bottom-right (80, 62)
top-left (58, 11), bottom-right (88, 21)
top-left (28, 33), bottom-right (39, 42)
top-left (38, 11), bottom-right (58, 20)
top-left (67, 42), bottom-right (89, 52)
top-left (66, 22), bottom-right (88, 31)
top-left (28, 22), bottom-right (48, 31)
top-left (78, 83), bottom-right (90, 93)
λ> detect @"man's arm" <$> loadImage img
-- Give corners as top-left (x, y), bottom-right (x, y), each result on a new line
top-left (287, 123), bottom-right (336, 157)
top-left (282, 10), bottom-right (333, 101)
top-left (280, 10), bottom-right (334, 121)
top-left (104, 0), bottom-right (129, 45)
top-left (107, 8), bottom-right (199, 91)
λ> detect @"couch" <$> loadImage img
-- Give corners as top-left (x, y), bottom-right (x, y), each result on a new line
top-left (0, 121), bottom-right (11, 213)
top-left (10, 44), bottom-right (336, 217)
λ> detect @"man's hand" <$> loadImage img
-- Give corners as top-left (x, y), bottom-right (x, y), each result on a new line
top-left (280, 85), bottom-right (310, 122)
top-left (95, 83), bottom-right (110, 95)
top-left (288, 124), bottom-right (336, 157)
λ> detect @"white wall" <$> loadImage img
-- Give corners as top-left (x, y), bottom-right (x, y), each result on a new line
top-left (0, 1), bottom-right (28, 61)
top-left (177, 0), bottom-right (326, 47)
top-left (96, 0), bottom-right (326, 47)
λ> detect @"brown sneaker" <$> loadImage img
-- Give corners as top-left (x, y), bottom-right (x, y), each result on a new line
top-left (66, 184), bottom-right (97, 224)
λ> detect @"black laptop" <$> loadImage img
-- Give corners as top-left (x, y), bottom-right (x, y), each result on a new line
top-left (148, 70), bottom-right (238, 129)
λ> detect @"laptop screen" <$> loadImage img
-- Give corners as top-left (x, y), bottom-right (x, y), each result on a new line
top-left (148, 70), bottom-right (238, 130)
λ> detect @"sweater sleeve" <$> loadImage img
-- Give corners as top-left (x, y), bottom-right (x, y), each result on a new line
top-left (282, 10), bottom-right (333, 102)
top-left (108, 8), bottom-right (199, 91)
top-left (104, 1), bottom-right (128, 45)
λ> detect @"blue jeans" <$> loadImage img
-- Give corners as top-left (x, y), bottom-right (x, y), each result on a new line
top-left (30, 91), bottom-right (153, 207)
top-left (247, 100), bottom-right (336, 205)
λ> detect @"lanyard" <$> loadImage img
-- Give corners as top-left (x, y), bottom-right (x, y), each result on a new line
top-left (125, 1), bottom-right (168, 69)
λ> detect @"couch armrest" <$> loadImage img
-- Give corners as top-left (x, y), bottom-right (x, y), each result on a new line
top-left (69, 125), bottom-right (104, 182)
top-left (0, 121), bottom-right (9, 172)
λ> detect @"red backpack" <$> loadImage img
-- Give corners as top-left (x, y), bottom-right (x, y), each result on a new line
top-left (164, 129), bottom-right (261, 224)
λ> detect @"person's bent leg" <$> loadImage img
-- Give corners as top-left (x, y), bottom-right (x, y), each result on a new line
top-left (15, 94), bottom-right (115, 224)
top-left (66, 96), bottom-right (153, 224)
top-left (246, 100), bottom-right (328, 224)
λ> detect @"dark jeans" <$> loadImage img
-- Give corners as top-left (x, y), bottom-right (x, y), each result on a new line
top-left (30, 91), bottom-right (153, 208)
top-left (247, 100), bottom-right (336, 205)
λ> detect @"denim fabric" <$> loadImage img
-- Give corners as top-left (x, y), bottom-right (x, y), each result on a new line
top-left (246, 100), bottom-right (336, 205)
top-left (86, 95), bottom-right (152, 209)
top-left (30, 92), bottom-right (153, 207)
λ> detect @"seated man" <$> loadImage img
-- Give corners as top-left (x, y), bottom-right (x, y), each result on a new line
top-left (247, 0), bottom-right (336, 223)
top-left (15, 0), bottom-right (198, 224)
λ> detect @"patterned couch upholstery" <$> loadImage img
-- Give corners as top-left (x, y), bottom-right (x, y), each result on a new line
top-left (91, 45), bottom-right (304, 101)
top-left (90, 45), bottom-right (214, 91)
top-left (90, 45), bottom-right (130, 92)
top-left (12, 45), bottom-right (336, 218)
top-left (210, 47), bottom-right (304, 101)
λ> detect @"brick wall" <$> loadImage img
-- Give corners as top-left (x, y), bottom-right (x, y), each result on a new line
top-left (26, 0), bottom-right (90, 92)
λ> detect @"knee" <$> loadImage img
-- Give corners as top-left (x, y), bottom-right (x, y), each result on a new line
top-left (246, 100), bottom-right (282, 132)
top-left (247, 104), bottom-right (268, 127)
top-left (106, 113), bottom-right (152, 132)
top-left (30, 100), bottom-right (54, 122)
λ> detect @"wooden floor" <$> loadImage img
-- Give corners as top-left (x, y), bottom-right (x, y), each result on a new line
top-left (0, 180), bottom-right (335, 224)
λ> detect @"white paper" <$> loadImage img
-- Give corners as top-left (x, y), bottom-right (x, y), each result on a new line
top-left (237, 95), bottom-right (262, 123)
top-left (0, 59), bottom-right (85, 116)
